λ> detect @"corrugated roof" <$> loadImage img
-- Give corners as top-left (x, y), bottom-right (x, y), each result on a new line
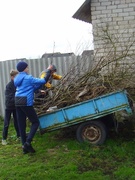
top-left (72, 0), bottom-right (91, 24)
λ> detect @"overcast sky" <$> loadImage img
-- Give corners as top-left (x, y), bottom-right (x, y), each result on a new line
top-left (0, 0), bottom-right (93, 61)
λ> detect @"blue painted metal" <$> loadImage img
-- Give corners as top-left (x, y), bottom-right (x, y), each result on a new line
top-left (38, 90), bottom-right (133, 132)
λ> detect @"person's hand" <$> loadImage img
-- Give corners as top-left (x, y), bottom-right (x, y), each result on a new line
top-left (47, 64), bottom-right (57, 73)
top-left (47, 65), bottom-right (54, 71)
top-left (40, 90), bottom-right (46, 94)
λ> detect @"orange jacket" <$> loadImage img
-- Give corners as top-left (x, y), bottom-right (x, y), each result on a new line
top-left (39, 71), bottom-right (62, 88)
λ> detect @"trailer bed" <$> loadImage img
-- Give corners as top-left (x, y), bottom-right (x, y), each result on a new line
top-left (39, 90), bottom-right (132, 132)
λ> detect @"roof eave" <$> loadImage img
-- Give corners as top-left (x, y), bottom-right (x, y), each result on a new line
top-left (72, 0), bottom-right (92, 24)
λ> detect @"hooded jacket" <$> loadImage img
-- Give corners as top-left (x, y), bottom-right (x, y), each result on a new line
top-left (14, 72), bottom-right (46, 106)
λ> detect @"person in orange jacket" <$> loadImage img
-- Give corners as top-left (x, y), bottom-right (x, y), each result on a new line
top-left (40, 64), bottom-right (62, 88)
top-left (35, 64), bottom-right (62, 98)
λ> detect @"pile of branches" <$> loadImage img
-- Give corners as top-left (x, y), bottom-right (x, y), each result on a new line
top-left (34, 56), bottom-right (135, 116)
top-left (34, 27), bottom-right (135, 116)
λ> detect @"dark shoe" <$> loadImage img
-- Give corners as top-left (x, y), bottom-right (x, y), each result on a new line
top-left (23, 142), bottom-right (36, 153)
top-left (22, 146), bottom-right (29, 154)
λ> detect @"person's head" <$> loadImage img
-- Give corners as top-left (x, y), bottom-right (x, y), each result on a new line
top-left (10, 69), bottom-right (18, 80)
top-left (47, 64), bottom-right (57, 73)
top-left (16, 61), bottom-right (28, 72)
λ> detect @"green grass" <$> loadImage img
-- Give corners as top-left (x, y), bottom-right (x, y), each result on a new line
top-left (0, 117), bottom-right (135, 180)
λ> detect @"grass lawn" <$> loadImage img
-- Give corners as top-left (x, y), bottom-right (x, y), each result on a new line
top-left (0, 117), bottom-right (135, 180)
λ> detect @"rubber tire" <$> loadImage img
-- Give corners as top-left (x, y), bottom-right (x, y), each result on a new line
top-left (76, 120), bottom-right (107, 145)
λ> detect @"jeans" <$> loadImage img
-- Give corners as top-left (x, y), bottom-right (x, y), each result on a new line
top-left (16, 106), bottom-right (39, 145)
top-left (2, 109), bottom-right (20, 140)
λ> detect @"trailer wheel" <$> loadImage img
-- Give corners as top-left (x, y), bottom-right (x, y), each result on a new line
top-left (76, 120), bottom-right (107, 145)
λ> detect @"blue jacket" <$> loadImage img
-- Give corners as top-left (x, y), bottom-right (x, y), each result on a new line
top-left (14, 72), bottom-right (46, 106)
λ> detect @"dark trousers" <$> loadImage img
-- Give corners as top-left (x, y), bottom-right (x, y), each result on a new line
top-left (2, 109), bottom-right (20, 140)
top-left (16, 106), bottom-right (39, 145)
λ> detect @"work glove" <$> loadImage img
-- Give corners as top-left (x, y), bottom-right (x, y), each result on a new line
top-left (44, 69), bottom-right (51, 82)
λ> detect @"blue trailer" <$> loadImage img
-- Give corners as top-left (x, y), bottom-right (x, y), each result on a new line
top-left (38, 90), bottom-right (133, 145)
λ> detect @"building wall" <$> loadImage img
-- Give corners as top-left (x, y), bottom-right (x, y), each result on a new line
top-left (91, 0), bottom-right (135, 59)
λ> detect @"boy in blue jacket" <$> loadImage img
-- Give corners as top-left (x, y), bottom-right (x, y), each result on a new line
top-left (14, 61), bottom-right (52, 154)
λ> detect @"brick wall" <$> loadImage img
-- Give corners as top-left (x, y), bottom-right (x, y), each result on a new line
top-left (91, 0), bottom-right (135, 59)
